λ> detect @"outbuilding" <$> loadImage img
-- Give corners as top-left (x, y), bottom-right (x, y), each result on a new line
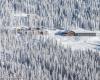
top-left (55, 30), bottom-right (76, 36)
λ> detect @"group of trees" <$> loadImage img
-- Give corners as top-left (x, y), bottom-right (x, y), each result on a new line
top-left (0, 29), bottom-right (99, 80)
top-left (0, 0), bottom-right (100, 80)
top-left (0, 0), bottom-right (100, 30)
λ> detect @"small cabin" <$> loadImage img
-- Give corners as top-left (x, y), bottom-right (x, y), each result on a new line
top-left (55, 30), bottom-right (76, 36)
top-left (33, 30), bottom-right (48, 35)
top-left (63, 31), bottom-right (75, 36)
top-left (32, 28), bottom-right (48, 35)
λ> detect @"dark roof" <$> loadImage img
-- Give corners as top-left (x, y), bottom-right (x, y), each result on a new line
top-left (55, 30), bottom-right (75, 36)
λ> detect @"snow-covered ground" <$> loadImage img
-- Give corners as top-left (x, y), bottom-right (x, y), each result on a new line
top-left (9, 26), bottom-right (100, 53)
top-left (9, 11), bottom-right (100, 53)
top-left (4, 26), bottom-right (100, 54)
top-left (47, 28), bottom-right (100, 53)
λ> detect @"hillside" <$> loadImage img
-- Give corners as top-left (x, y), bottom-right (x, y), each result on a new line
top-left (0, 0), bottom-right (100, 30)
top-left (0, 0), bottom-right (100, 80)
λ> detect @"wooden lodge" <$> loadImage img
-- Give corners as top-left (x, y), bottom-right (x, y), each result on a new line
top-left (55, 30), bottom-right (76, 36)
top-left (63, 31), bottom-right (76, 36)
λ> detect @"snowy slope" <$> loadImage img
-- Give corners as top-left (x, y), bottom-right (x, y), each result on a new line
top-left (4, 9), bottom-right (100, 53)
top-left (47, 28), bottom-right (100, 53)
top-left (9, 25), bottom-right (100, 53)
